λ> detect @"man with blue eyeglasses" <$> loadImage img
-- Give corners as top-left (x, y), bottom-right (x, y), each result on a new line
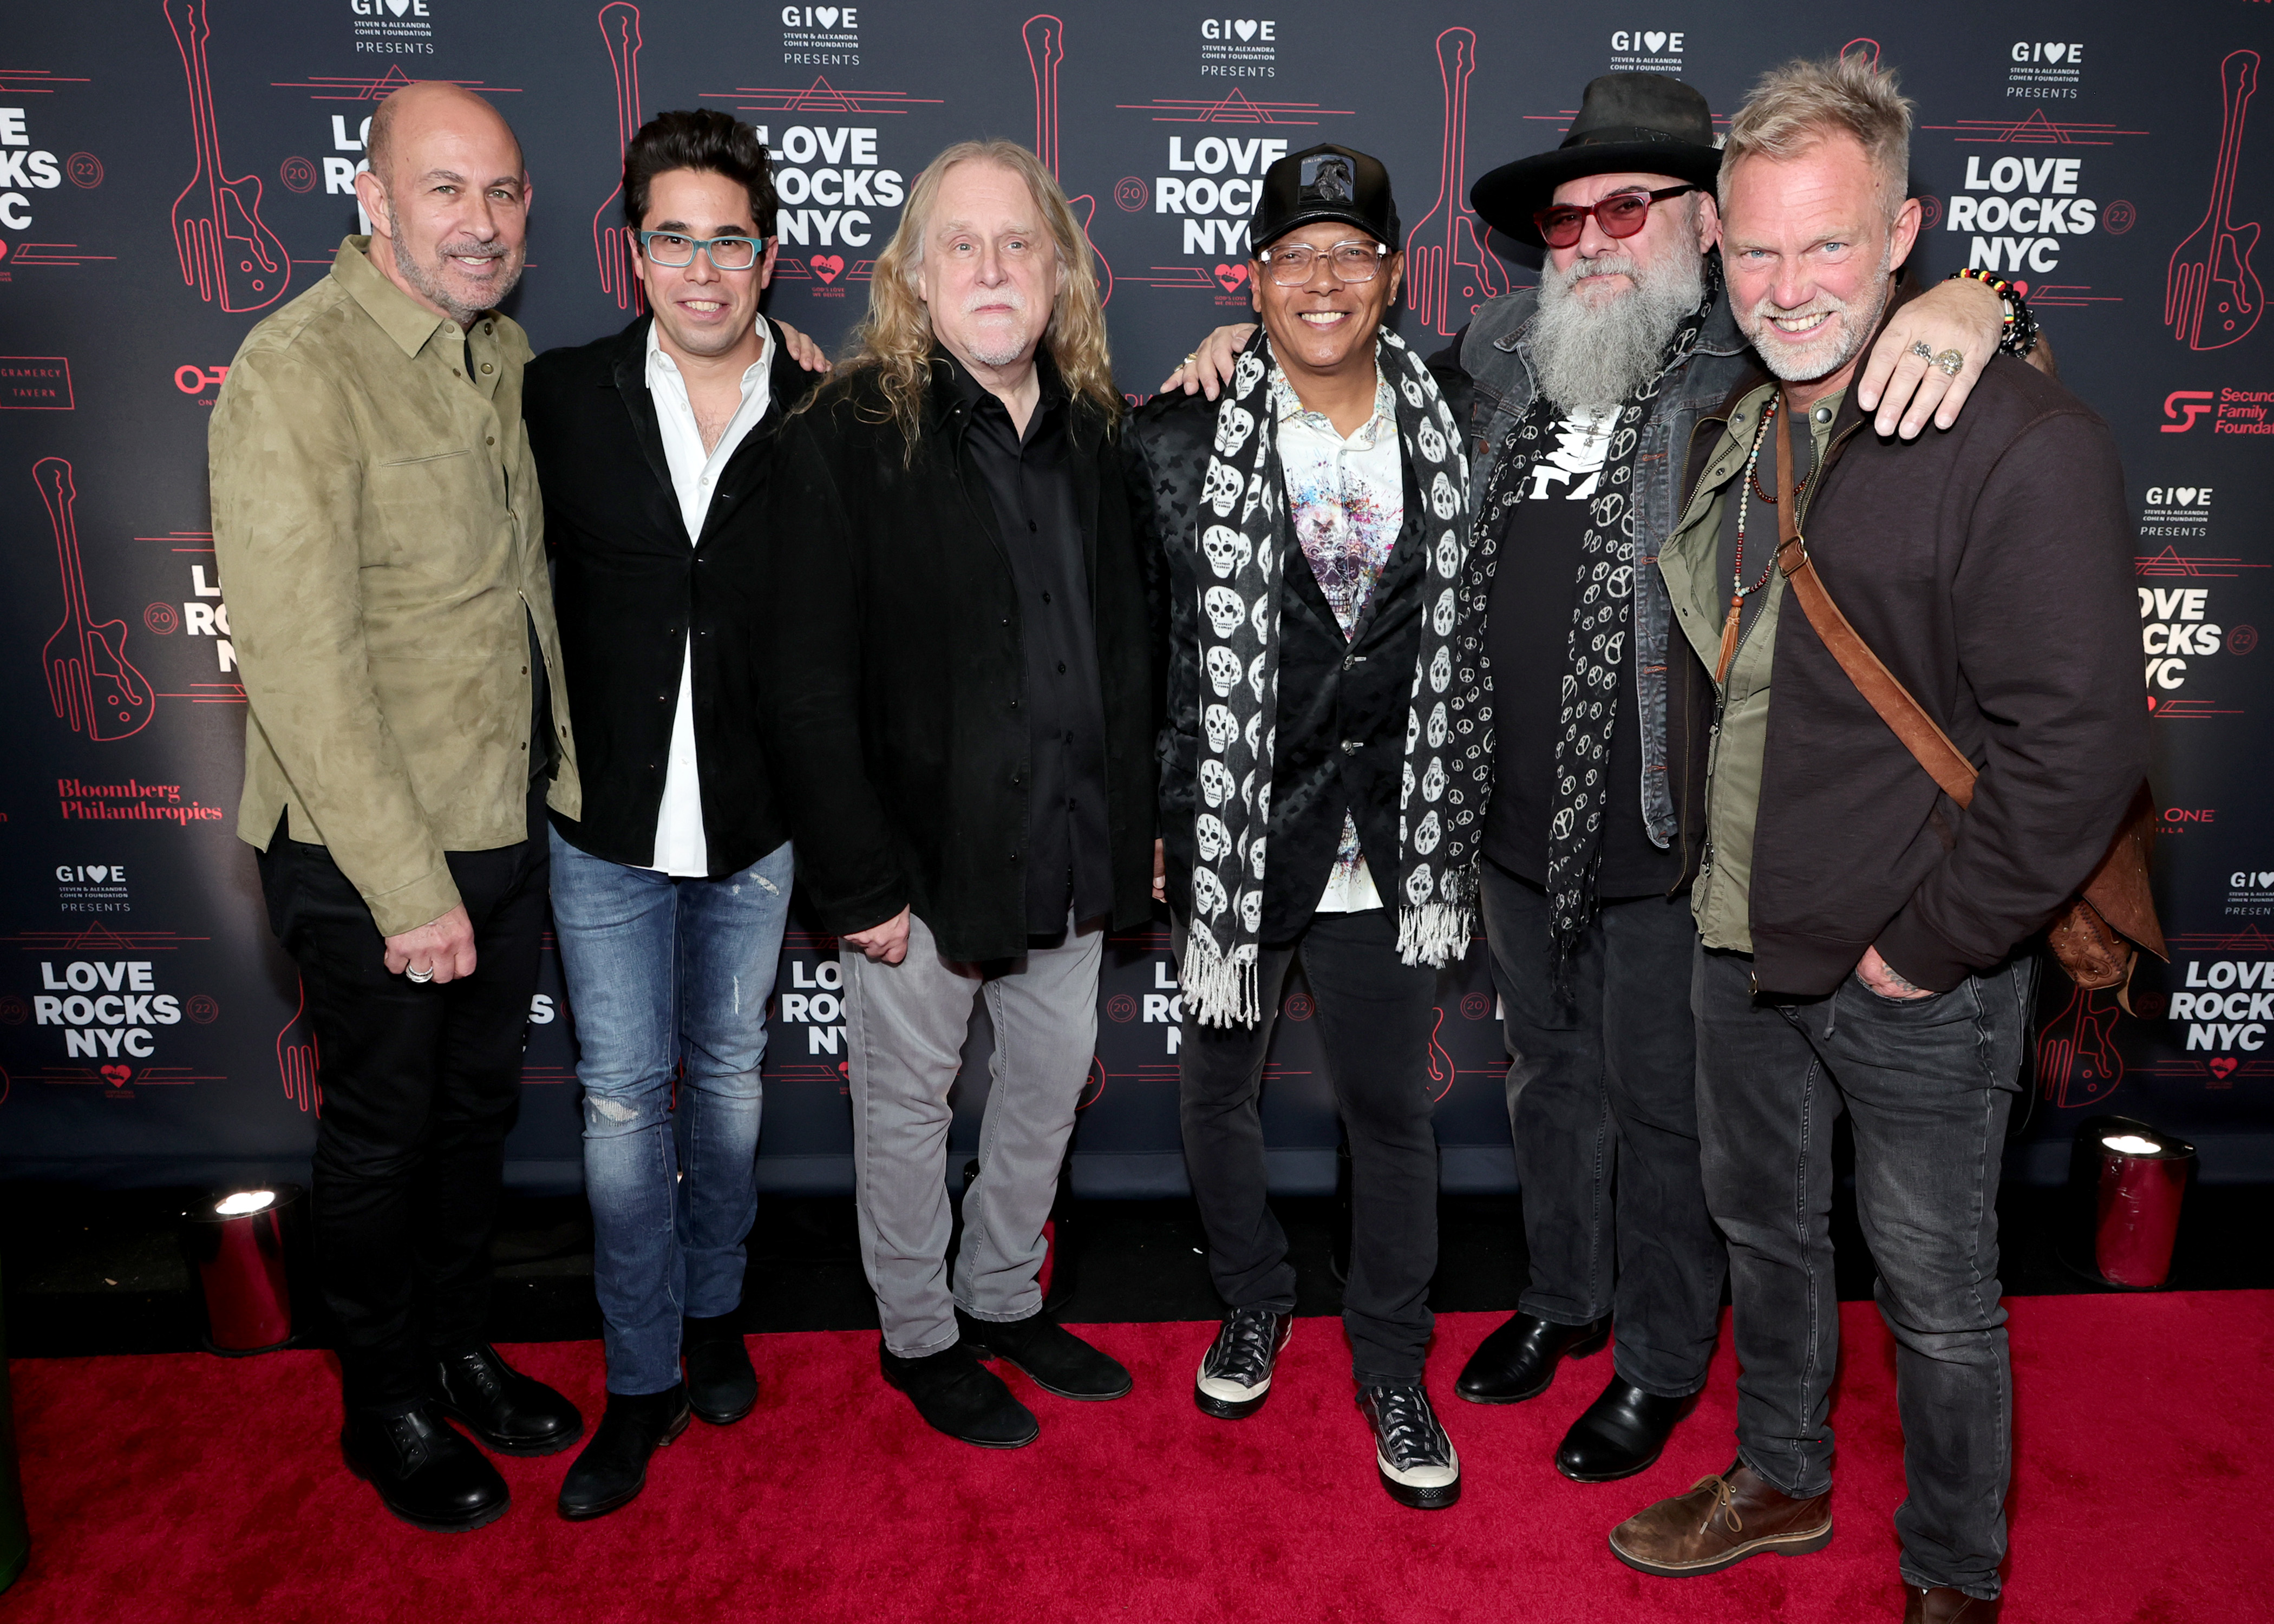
top-left (522, 107), bottom-right (826, 1521)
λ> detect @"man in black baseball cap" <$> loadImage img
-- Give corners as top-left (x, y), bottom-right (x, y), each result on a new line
top-left (1131, 141), bottom-right (1484, 1511)
top-left (1160, 70), bottom-right (2031, 1488)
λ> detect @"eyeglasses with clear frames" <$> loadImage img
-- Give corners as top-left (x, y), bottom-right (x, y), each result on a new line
top-left (636, 231), bottom-right (766, 271)
top-left (1257, 239), bottom-right (1389, 286)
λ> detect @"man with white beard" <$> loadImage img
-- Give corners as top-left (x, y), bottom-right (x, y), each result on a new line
top-left (1164, 70), bottom-right (2034, 1483)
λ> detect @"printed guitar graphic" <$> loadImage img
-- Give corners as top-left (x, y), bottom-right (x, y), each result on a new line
top-left (592, 1), bottom-right (647, 313)
top-left (2037, 984), bottom-right (2125, 1109)
top-left (1023, 14), bottom-right (1112, 305)
top-left (38, 457), bottom-right (156, 742)
top-left (2167, 49), bottom-right (2263, 351)
top-left (165, 0), bottom-right (291, 312)
top-left (1405, 27), bottom-right (1512, 338)
top-left (278, 975), bottom-right (321, 1115)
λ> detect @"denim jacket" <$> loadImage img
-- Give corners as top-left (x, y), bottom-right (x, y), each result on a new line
top-left (1446, 285), bottom-right (1751, 850)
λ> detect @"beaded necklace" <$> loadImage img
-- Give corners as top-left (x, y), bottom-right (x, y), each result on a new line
top-left (1714, 398), bottom-right (1787, 683)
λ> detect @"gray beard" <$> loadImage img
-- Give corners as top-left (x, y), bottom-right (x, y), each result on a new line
top-left (1528, 244), bottom-right (1707, 414)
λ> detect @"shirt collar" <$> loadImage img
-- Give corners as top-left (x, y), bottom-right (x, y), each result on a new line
top-left (331, 234), bottom-right (466, 358)
top-left (644, 313), bottom-right (774, 396)
top-left (938, 342), bottom-right (1069, 421)
top-left (1271, 360), bottom-right (1397, 449)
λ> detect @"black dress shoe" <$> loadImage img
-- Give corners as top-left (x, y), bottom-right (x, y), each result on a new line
top-left (879, 1341), bottom-right (1039, 1448)
top-left (341, 1403), bottom-right (509, 1533)
top-left (956, 1307), bottom-right (1133, 1400)
top-left (557, 1386), bottom-right (692, 1522)
top-left (683, 1312), bottom-right (759, 1426)
top-left (1454, 1312), bottom-right (1611, 1405)
top-left (1556, 1376), bottom-right (1703, 1482)
top-left (430, 1343), bottom-right (584, 1456)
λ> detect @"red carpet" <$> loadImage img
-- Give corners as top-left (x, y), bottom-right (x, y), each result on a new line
top-left (5, 1293), bottom-right (2270, 1623)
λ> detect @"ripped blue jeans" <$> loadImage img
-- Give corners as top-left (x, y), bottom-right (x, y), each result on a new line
top-left (548, 829), bottom-right (795, 1395)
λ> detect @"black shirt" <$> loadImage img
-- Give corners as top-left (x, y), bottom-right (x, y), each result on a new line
top-left (946, 351), bottom-right (1113, 936)
top-left (1483, 405), bottom-right (1680, 898)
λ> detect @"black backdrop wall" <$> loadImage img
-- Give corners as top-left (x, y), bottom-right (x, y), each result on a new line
top-left (3, 1), bottom-right (2271, 1196)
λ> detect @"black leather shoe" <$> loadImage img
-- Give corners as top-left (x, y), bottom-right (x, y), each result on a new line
top-left (683, 1313), bottom-right (759, 1426)
top-left (556, 1386), bottom-right (692, 1522)
top-left (341, 1403), bottom-right (509, 1533)
top-left (430, 1343), bottom-right (584, 1456)
top-left (879, 1341), bottom-right (1039, 1448)
top-left (1454, 1312), bottom-right (1610, 1405)
top-left (1556, 1376), bottom-right (1704, 1482)
top-left (956, 1307), bottom-right (1133, 1400)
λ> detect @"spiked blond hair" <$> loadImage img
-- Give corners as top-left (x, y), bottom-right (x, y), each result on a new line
top-left (1720, 53), bottom-right (1914, 220)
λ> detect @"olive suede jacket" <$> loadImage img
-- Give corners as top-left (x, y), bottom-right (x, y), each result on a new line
top-left (210, 237), bottom-right (579, 937)
top-left (762, 353), bottom-right (1158, 962)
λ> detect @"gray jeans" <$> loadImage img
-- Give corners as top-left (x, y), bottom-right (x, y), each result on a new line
top-left (839, 909), bottom-right (1102, 1357)
top-left (1694, 944), bottom-right (2037, 1601)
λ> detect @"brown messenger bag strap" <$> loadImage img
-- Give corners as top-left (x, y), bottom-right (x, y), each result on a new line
top-left (1772, 400), bottom-right (1979, 810)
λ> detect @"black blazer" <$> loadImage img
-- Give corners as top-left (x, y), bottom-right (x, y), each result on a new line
top-left (1130, 387), bottom-right (1438, 941)
top-left (764, 354), bottom-right (1159, 962)
top-left (524, 316), bottom-right (819, 876)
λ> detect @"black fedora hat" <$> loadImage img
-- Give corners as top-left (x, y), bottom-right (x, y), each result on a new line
top-left (1471, 73), bottom-right (1721, 247)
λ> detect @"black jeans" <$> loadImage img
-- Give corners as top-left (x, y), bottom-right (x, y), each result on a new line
top-left (1481, 865), bottom-right (1723, 1397)
top-left (1694, 945), bottom-right (2036, 1601)
top-left (1174, 907), bottom-right (1439, 1385)
top-left (257, 794), bottom-right (548, 1411)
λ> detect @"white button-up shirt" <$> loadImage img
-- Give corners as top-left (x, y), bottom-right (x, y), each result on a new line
top-left (642, 317), bottom-right (774, 876)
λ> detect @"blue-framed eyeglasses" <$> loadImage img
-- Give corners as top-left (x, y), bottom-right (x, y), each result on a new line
top-left (636, 231), bottom-right (766, 270)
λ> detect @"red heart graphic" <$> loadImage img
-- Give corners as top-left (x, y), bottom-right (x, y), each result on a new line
top-left (2209, 1056), bottom-right (2239, 1079)
top-left (100, 1064), bottom-right (132, 1086)
top-left (1212, 262), bottom-right (1247, 293)
top-left (0, 240), bottom-right (10, 262)
top-left (2145, 695), bottom-right (2158, 711)
top-left (810, 254), bottom-right (845, 284)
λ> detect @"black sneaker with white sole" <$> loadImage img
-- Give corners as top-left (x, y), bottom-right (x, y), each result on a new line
top-left (1193, 1306), bottom-right (1293, 1420)
top-left (1358, 1381), bottom-right (1461, 1510)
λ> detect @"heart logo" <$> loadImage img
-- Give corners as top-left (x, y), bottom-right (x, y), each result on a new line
top-left (809, 254), bottom-right (845, 284)
top-left (2043, 43), bottom-right (2067, 63)
top-left (101, 1065), bottom-right (131, 1087)
top-left (2146, 694), bottom-right (2158, 711)
top-left (1212, 262), bottom-right (1248, 293)
top-left (2209, 1056), bottom-right (2239, 1079)
top-left (2175, 488), bottom-right (2199, 507)
top-left (0, 241), bottom-right (10, 263)
top-left (2255, 872), bottom-right (2272, 887)
top-left (1234, 18), bottom-right (1258, 39)
top-left (385, 0), bottom-right (409, 15)
top-left (1644, 30), bottom-right (1668, 51)
top-left (814, 5), bottom-right (839, 25)
top-left (85, 866), bottom-right (108, 883)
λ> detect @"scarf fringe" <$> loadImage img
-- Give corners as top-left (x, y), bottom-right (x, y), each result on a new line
top-left (1180, 925), bottom-right (1262, 1028)
top-left (1397, 901), bottom-right (1474, 969)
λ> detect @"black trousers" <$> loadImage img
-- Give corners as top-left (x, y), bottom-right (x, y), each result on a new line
top-left (1480, 865), bottom-right (1725, 1396)
top-left (1174, 907), bottom-right (1440, 1385)
top-left (1695, 945), bottom-right (2036, 1601)
top-left (257, 793), bottom-right (548, 1411)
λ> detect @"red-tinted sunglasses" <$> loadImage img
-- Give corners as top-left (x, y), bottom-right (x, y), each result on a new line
top-left (1534, 184), bottom-right (1700, 249)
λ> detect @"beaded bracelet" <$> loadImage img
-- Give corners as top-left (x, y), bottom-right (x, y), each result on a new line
top-left (1948, 266), bottom-right (2041, 357)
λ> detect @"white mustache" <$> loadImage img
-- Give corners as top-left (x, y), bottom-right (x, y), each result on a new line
top-left (1747, 286), bottom-right (1854, 327)
top-left (1567, 253), bottom-right (1640, 283)
top-left (964, 287), bottom-right (1026, 315)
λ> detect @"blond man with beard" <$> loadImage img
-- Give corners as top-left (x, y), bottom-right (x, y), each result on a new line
top-left (1167, 71), bottom-right (2034, 1483)
top-left (764, 142), bottom-right (1155, 1448)
top-left (1609, 58), bottom-right (2138, 1620)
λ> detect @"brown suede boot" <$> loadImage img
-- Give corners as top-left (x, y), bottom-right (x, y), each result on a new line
top-left (1904, 1585), bottom-right (2001, 1621)
top-left (1608, 1461), bottom-right (1833, 1577)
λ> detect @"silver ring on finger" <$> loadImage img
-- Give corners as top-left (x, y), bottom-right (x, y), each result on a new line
top-left (406, 965), bottom-right (435, 984)
top-left (1935, 348), bottom-right (1965, 377)
top-left (1909, 339), bottom-right (1935, 362)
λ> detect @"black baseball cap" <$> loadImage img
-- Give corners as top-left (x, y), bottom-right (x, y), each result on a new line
top-left (1250, 143), bottom-right (1400, 253)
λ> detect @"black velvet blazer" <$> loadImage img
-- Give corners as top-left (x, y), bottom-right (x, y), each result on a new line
top-left (1130, 379), bottom-right (1461, 942)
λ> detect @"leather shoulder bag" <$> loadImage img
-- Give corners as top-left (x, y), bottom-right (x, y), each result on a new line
top-left (1767, 401), bottom-right (2166, 1003)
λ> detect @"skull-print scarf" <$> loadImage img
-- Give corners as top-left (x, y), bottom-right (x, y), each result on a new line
top-left (1182, 328), bottom-right (1487, 1027)
top-left (1479, 281), bottom-right (1715, 970)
